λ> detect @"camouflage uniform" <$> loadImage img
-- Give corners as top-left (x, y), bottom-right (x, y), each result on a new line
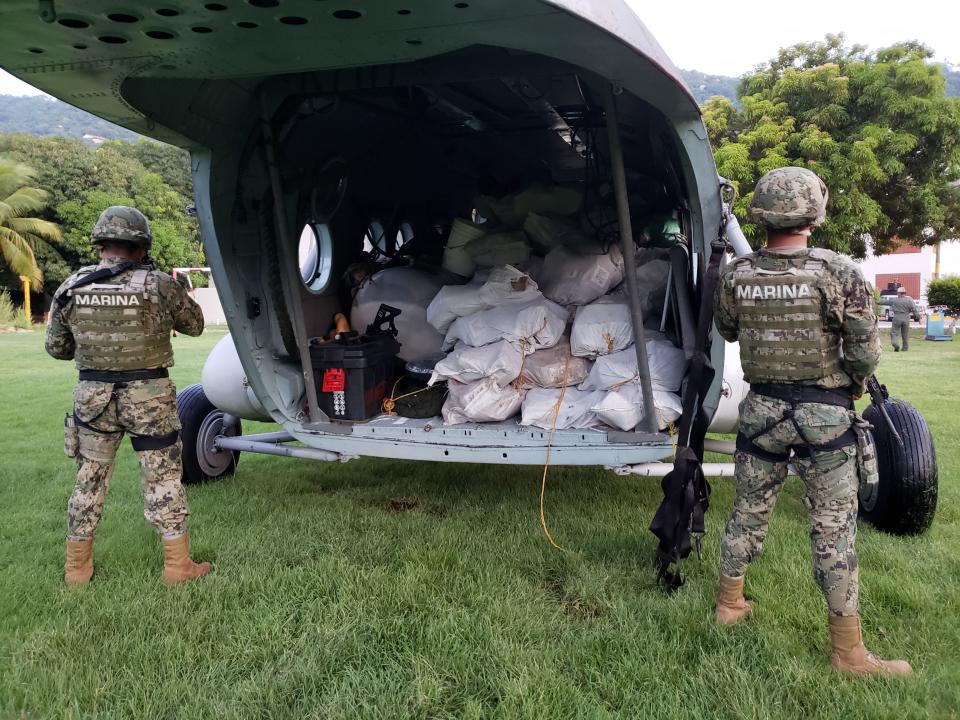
top-left (714, 212), bottom-right (880, 617)
top-left (889, 294), bottom-right (916, 351)
top-left (47, 256), bottom-right (204, 540)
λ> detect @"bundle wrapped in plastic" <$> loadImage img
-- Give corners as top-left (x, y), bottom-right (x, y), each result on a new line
top-left (429, 340), bottom-right (522, 388)
top-left (443, 297), bottom-right (568, 352)
top-left (465, 231), bottom-right (530, 267)
top-left (516, 336), bottom-right (591, 389)
top-left (538, 243), bottom-right (624, 306)
top-left (570, 297), bottom-right (633, 358)
top-left (441, 218), bottom-right (486, 277)
top-left (520, 388), bottom-right (605, 430)
top-left (350, 267), bottom-right (445, 362)
top-left (426, 282), bottom-right (487, 335)
top-left (426, 266), bottom-right (540, 334)
top-left (442, 378), bottom-right (524, 425)
top-left (591, 385), bottom-right (683, 431)
top-left (579, 340), bottom-right (687, 393)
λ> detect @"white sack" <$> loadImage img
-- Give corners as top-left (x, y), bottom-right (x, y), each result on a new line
top-left (427, 266), bottom-right (540, 334)
top-left (426, 283), bottom-right (487, 334)
top-left (476, 265), bottom-right (540, 306)
top-left (442, 378), bottom-right (524, 425)
top-left (539, 244), bottom-right (624, 306)
top-left (591, 385), bottom-right (683, 432)
top-left (444, 297), bottom-right (568, 352)
top-left (517, 336), bottom-right (591, 389)
top-left (429, 340), bottom-right (523, 387)
top-left (351, 267), bottom-right (444, 362)
top-left (579, 340), bottom-right (687, 393)
top-left (520, 388), bottom-right (605, 430)
top-left (465, 231), bottom-right (530, 267)
top-left (570, 298), bottom-right (633, 358)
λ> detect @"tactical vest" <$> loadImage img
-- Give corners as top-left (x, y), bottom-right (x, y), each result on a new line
top-left (730, 248), bottom-right (842, 383)
top-left (68, 266), bottom-right (174, 371)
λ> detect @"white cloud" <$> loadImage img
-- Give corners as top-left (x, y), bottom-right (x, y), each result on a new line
top-left (625, 0), bottom-right (960, 76)
top-left (0, 70), bottom-right (47, 96)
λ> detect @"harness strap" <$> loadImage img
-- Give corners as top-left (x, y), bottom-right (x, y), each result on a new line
top-left (736, 427), bottom-right (857, 462)
top-left (56, 261), bottom-right (135, 308)
top-left (130, 430), bottom-right (179, 451)
top-left (78, 369), bottom-right (169, 382)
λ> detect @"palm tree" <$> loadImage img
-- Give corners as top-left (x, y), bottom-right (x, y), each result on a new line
top-left (0, 161), bottom-right (63, 291)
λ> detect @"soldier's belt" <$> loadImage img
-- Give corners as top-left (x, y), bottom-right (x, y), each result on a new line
top-left (78, 368), bottom-right (169, 382)
top-left (750, 383), bottom-right (853, 409)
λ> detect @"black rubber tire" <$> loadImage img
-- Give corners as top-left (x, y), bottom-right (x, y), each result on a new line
top-left (176, 383), bottom-right (241, 485)
top-left (860, 398), bottom-right (937, 535)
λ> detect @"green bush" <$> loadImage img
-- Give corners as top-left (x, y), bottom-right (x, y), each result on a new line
top-left (0, 289), bottom-right (16, 326)
top-left (13, 306), bottom-right (32, 329)
top-left (927, 275), bottom-right (960, 315)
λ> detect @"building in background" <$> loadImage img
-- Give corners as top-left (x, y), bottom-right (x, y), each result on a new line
top-left (856, 238), bottom-right (960, 303)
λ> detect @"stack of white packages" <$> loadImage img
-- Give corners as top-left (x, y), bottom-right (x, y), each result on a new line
top-left (427, 188), bottom-right (687, 431)
top-left (428, 265), bottom-right (577, 425)
top-left (579, 338), bottom-right (687, 430)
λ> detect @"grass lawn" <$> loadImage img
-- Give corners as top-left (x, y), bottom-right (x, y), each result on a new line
top-left (1, 327), bottom-right (957, 719)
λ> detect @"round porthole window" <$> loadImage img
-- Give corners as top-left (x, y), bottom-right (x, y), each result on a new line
top-left (363, 221), bottom-right (392, 256)
top-left (298, 223), bottom-right (334, 293)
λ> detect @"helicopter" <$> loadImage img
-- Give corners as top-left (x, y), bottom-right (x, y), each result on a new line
top-left (1, 0), bottom-right (936, 562)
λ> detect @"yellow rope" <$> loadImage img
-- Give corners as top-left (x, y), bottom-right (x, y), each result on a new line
top-left (539, 353), bottom-right (573, 553)
top-left (382, 376), bottom-right (434, 415)
top-left (512, 317), bottom-right (550, 390)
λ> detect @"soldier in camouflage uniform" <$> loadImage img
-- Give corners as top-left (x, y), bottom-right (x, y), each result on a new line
top-left (713, 168), bottom-right (911, 676)
top-left (46, 206), bottom-right (212, 586)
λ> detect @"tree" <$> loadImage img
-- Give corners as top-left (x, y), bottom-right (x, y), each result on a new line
top-left (926, 275), bottom-right (960, 330)
top-left (706, 35), bottom-right (960, 256)
top-left (0, 160), bottom-right (63, 291)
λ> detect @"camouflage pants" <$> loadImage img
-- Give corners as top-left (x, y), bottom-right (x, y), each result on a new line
top-left (67, 378), bottom-right (189, 540)
top-left (891, 320), bottom-right (910, 350)
top-left (720, 391), bottom-right (860, 617)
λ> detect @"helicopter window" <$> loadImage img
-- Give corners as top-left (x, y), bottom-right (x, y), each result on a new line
top-left (298, 223), bottom-right (334, 293)
top-left (362, 221), bottom-right (392, 256)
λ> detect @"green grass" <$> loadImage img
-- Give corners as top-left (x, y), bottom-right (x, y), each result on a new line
top-left (1, 327), bottom-right (958, 719)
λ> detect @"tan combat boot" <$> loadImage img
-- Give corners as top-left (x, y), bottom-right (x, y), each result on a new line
top-left (715, 575), bottom-right (753, 625)
top-left (64, 538), bottom-right (94, 585)
top-left (829, 615), bottom-right (913, 676)
top-left (161, 534), bottom-right (211, 585)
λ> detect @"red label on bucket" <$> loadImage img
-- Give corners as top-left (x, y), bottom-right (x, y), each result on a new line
top-left (322, 368), bottom-right (345, 392)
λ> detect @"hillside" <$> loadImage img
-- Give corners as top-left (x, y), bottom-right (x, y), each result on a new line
top-left (679, 69), bottom-right (740, 105)
top-left (0, 95), bottom-right (139, 143)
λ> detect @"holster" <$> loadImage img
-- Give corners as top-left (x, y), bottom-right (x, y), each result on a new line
top-left (851, 414), bottom-right (879, 491)
top-left (64, 412), bottom-right (79, 458)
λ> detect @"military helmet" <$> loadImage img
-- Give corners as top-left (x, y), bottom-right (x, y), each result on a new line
top-left (90, 206), bottom-right (152, 250)
top-left (747, 167), bottom-right (829, 230)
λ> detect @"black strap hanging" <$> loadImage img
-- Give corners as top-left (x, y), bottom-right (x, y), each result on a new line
top-left (649, 237), bottom-right (727, 590)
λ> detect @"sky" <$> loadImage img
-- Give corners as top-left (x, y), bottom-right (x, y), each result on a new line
top-left (0, 0), bottom-right (957, 95)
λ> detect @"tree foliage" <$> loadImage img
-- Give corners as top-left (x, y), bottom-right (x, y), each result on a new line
top-left (0, 160), bottom-right (63, 291)
top-left (705, 35), bottom-right (960, 256)
top-left (926, 276), bottom-right (960, 314)
top-left (0, 133), bottom-right (200, 297)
